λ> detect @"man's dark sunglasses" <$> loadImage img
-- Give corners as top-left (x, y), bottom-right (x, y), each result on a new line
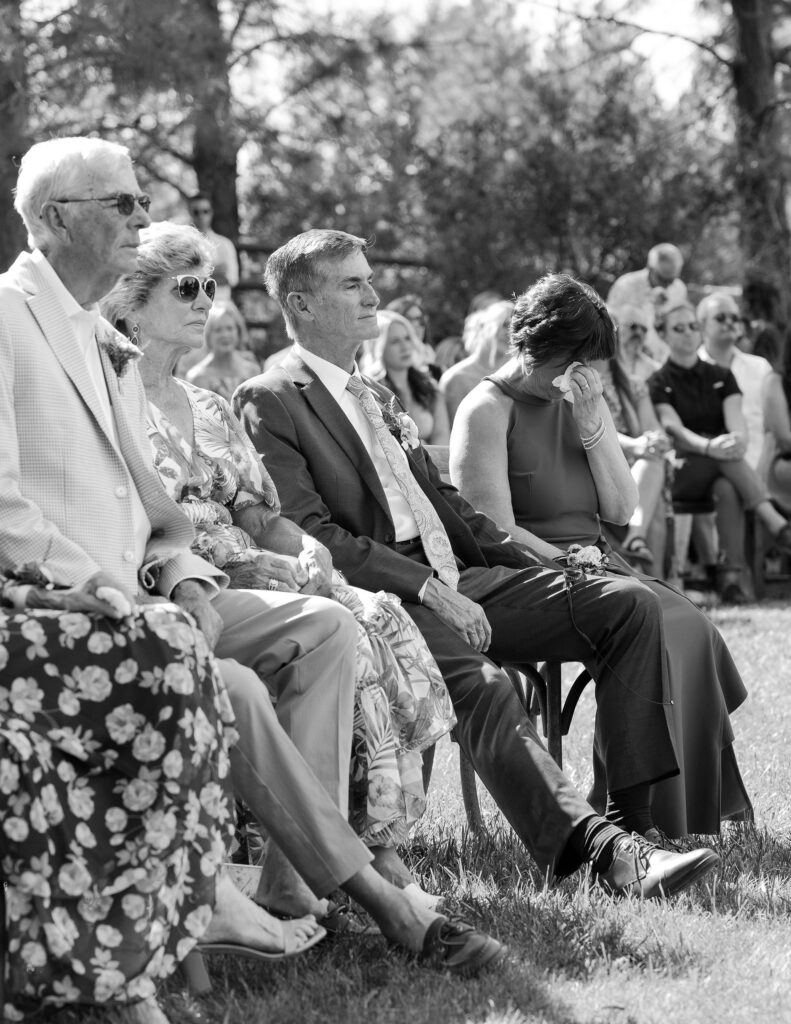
top-left (624, 322), bottom-right (648, 333)
top-left (171, 274), bottom-right (217, 302)
top-left (712, 312), bottom-right (740, 325)
top-left (52, 193), bottom-right (151, 215)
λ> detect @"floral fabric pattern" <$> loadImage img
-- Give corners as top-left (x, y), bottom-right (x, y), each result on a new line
top-left (146, 382), bottom-right (455, 845)
top-left (148, 381), bottom-right (280, 568)
top-left (598, 364), bottom-right (647, 440)
top-left (0, 604), bottom-right (237, 1016)
top-left (333, 586), bottom-right (454, 845)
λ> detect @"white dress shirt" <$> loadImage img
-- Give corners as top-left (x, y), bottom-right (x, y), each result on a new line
top-left (33, 250), bottom-right (151, 566)
top-left (607, 267), bottom-right (686, 363)
top-left (698, 344), bottom-right (772, 469)
top-left (295, 343), bottom-right (420, 542)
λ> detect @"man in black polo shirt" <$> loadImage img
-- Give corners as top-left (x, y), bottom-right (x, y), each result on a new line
top-left (648, 301), bottom-right (791, 601)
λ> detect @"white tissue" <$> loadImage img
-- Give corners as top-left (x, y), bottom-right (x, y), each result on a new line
top-left (552, 361), bottom-right (582, 403)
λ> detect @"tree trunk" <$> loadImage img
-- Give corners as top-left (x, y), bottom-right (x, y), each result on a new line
top-left (191, 0), bottom-right (239, 241)
top-left (731, 0), bottom-right (791, 324)
top-left (0, 0), bottom-right (31, 270)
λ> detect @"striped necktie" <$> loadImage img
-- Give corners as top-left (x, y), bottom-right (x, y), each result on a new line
top-left (346, 376), bottom-right (459, 589)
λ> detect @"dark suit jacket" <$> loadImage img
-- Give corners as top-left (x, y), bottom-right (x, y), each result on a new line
top-left (233, 352), bottom-right (543, 602)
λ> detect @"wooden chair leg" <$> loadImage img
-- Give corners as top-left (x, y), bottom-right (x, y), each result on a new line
top-left (746, 510), bottom-right (765, 599)
top-left (559, 670), bottom-right (592, 736)
top-left (542, 662), bottom-right (563, 768)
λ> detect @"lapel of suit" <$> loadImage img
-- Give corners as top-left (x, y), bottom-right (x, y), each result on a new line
top-left (25, 262), bottom-right (117, 451)
top-left (97, 330), bottom-right (179, 527)
top-left (285, 354), bottom-right (393, 521)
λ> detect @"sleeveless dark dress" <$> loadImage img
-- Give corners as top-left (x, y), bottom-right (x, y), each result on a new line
top-left (486, 373), bottom-right (751, 836)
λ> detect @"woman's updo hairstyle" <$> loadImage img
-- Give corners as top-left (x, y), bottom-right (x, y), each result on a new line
top-left (102, 222), bottom-right (214, 337)
top-left (510, 273), bottom-right (616, 368)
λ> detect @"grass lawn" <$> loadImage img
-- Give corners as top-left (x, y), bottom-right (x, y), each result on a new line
top-left (40, 590), bottom-right (791, 1024)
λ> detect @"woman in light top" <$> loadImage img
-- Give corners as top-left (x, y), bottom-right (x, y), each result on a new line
top-left (362, 310), bottom-right (450, 445)
top-left (185, 300), bottom-right (260, 401)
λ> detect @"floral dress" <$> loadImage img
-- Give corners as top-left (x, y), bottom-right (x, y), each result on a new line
top-left (0, 601), bottom-right (237, 1017)
top-left (148, 381), bottom-right (456, 846)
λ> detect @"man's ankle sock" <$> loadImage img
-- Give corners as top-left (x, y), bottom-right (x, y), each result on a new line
top-left (605, 783), bottom-right (654, 837)
top-left (556, 815), bottom-right (627, 877)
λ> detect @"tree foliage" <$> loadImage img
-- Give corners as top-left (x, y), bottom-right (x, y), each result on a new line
top-left (1, 0), bottom-right (791, 331)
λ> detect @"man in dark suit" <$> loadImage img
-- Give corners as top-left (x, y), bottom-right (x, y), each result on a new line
top-left (234, 229), bottom-right (719, 897)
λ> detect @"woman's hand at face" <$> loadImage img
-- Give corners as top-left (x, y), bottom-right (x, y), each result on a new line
top-left (568, 365), bottom-right (603, 434)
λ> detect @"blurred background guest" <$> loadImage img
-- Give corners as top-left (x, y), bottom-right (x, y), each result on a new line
top-left (361, 310), bottom-right (450, 445)
top-left (466, 289), bottom-right (505, 314)
top-left (432, 334), bottom-right (465, 375)
top-left (189, 191), bottom-right (239, 301)
top-left (186, 300), bottom-right (261, 401)
top-left (651, 302), bottom-right (791, 603)
top-left (439, 299), bottom-right (514, 423)
top-left (697, 292), bottom-right (773, 471)
top-left (385, 293), bottom-right (435, 368)
top-left (761, 330), bottom-right (791, 512)
top-left (450, 272), bottom-right (751, 842)
top-left (750, 321), bottom-right (785, 370)
top-left (607, 243), bottom-right (686, 363)
top-left (609, 304), bottom-right (662, 381)
top-left (590, 349), bottom-right (672, 576)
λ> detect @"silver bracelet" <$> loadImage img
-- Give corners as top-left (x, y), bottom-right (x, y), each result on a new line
top-left (581, 421), bottom-right (606, 450)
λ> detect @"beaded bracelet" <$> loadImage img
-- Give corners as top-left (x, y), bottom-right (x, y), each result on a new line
top-left (581, 420), bottom-right (606, 451)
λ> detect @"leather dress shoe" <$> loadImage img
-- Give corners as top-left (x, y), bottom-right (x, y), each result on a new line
top-left (717, 568), bottom-right (751, 605)
top-left (597, 833), bottom-right (719, 899)
top-left (420, 917), bottom-right (505, 975)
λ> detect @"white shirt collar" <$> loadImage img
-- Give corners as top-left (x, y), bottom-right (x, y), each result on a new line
top-left (31, 249), bottom-right (101, 326)
top-left (295, 342), bottom-right (362, 404)
top-left (698, 343), bottom-right (743, 369)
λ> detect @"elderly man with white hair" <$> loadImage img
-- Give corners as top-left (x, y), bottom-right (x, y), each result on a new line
top-left (607, 243), bottom-right (687, 363)
top-left (697, 291), bottom-right (773, 471)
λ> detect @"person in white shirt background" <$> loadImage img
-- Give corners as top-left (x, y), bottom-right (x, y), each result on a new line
top-left (607, 243), bottom-right (686, 364)
top-left (189, 191), bottom-right (240, 301)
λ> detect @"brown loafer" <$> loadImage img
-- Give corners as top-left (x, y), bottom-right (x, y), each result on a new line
top-left (420, 917), bottom-right (505, 976)
top-left (597, 833), bottom-right (719, 899)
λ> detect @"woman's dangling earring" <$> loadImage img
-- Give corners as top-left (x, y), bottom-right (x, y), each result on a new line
top-left (131, 323), bottom-right (140, 344)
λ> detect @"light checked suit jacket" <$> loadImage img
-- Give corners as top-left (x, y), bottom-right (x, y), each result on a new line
top-left (0, 251), bottom-right (225, 596)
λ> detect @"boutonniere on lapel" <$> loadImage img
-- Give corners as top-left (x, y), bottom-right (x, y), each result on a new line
top-left (381, 397), bottom-right (420, 451)
top-left (99, 329), bottom-right (142, 378)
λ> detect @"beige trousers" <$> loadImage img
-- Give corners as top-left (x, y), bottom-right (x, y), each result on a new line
top-left (213, 588), bottom-right (357, 813)
top-left (216, 657), bottom-right (371, 895)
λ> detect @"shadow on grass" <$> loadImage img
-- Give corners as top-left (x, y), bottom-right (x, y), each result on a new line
top-left (30, 818), bottom-right (785, 1024)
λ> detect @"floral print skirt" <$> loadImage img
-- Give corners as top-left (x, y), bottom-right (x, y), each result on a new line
top-left (0, 604), bottom-right (237, 1016)
top-left (333, 587), bottom-right (456, 847)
